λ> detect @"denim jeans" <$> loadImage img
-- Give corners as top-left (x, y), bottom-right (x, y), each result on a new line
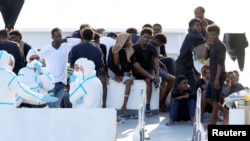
top-left (169, 99), bottom-right (196, 121)
top-left (48, 82), bottom-right (65, 108)
top-left (61, 92), bottom-right (72, 108)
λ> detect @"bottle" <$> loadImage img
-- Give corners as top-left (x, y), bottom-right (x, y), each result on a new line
top-left (244, 95), bottom-right (250, 106)
top-left (152, 71), bottom-right (159, 89)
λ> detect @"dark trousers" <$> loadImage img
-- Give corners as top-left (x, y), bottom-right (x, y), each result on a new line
top-left (169, 99), bottom-right (196, 121)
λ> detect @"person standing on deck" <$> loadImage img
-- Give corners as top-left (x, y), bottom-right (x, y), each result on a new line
top-left (203, 24), bottom-right (229, 125)
top-left (175, 18), bottom-right (205, 99)
top-left (39, 27), bottom-right (81, 108)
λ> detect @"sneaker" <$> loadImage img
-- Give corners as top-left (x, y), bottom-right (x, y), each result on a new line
top-left (145, 104), bottom-right (153, 116)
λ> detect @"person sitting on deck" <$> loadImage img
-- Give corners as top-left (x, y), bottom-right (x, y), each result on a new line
top-left (166, 75), bottom-right (196, 126)
top-left (69, 58), bottom-right (103, 108)
top-left (107, 32), bottom-right (135, 119)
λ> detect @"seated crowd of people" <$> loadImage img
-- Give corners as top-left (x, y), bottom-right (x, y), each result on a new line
top-left (0, 19), bottom-right (248, 127)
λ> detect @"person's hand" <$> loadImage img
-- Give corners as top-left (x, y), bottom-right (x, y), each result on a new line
top-left (60, 38), bottom-right (67, 43)
top-left (154, 75), bottom-right (160, 83)
top-left (42, 94), bottom-right (58, 103)
top-left (76, 97), bottom-right (83, 104)
top-left (34, 63), bottom-right (42, 74)
top-left (70, 74), bottom-right (77, 83)
top-left (115, 74), bottom-right (122, 82)
top-left (203, 77), bottom-right (209, 83)
top-left (38, 82), bottom-right (43, 88)
top-left (227, 79), bottom-right (232, 87)
top-left (153, 75), bottom-right (160, 89)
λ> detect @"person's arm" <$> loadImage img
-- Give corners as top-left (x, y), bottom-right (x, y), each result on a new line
top-left (152, 45), bottom-right (160, 81)
top-left (37, 68), bottom-right (55, 91)
top-left (11, 43), bottom-right (25, 74)
top-left (64, 38), bottom-right (81, 51)
top-left (214, 44), bottom-right (226, 90)
top-left (159, 59), bottom-right (169, 73)
top-left (153, 57), bottom-right (160, 82)
top-left (160, 45), bottom-right (167, 57)
top-left (171, 89), bottom-right (187, 99)
top-left (214, 65), bottom-right (222, 90)
top-left (69, 81), bottom-right (86, 105)
top-left (173, 94), bottom-right (189, 100)
top-left (203, 45), bottom-right (209, 60)
top-left (236, 83), bottom-right (246, 92)
top-left (221, 85), bottom-right (231, 96)
top-left (113, 53), bottom-right (120, 66)
top-left (9, 75), bottom-right (44, 103)
top-left (95, 46), bottom-right (105, 70)
top-left (68, 46), bottom-right (77, 68)
top-left (107, 48), bottom-right (123, 76)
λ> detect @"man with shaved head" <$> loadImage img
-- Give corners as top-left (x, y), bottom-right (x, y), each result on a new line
top-left (194, 6), bottom-right (214, 25)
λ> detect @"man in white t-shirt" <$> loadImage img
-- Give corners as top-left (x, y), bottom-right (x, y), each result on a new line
top-left (39, 27), bottom-right (81, 108)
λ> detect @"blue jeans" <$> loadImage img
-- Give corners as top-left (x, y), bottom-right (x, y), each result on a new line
top-left (169, 99), bottom-right (196, 121)
top-left (61, 92), bottom-right (72, 108)
top-left (48, 82), bottom-right (65, 108)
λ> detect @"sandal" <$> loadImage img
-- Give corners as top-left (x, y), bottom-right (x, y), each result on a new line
top-left (117, 119), bottom-right (125, 125)
top-left (120, 114), bottom-right (138, 120)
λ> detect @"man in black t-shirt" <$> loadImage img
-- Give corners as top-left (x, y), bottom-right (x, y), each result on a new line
top-left (0, 29), bottom-right (24, 74)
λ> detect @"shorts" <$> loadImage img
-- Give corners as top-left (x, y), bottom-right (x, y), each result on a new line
top-left (108, 68), bottom-right (133, 84)
top-left (205, 73), bottom-right (226, 102)
top-left (159, 69), bottom-right (168, 80)
top-left (133, 69), bottom-right (168, 80)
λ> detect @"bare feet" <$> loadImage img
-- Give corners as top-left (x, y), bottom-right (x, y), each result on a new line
top-left (121, 106), bottom-right (128, 116)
